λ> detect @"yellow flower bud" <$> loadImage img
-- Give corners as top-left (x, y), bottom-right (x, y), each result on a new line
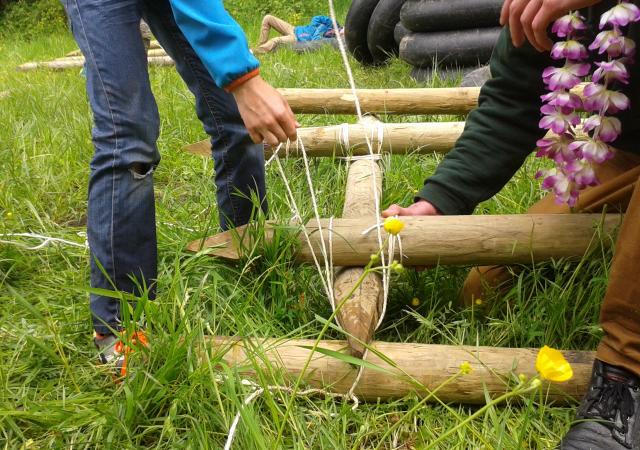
top-left (369, 254), bottom-right (380, 264)
top-left (459, 361), bottom-right (472, 375)
top-left (518, 373), bottom-right (528, 384)
top-left (535, 345), bottom-right (573, 382)
top-left (474, 298), bottom-right (483, 306)
top-left (410, 297), bottom-right (420, 307)
top-left (390, 260), bottom-right (404, 274)
top-left (6, 211), bottom-right (12, 219)
top-left (383, 217), bottom-right (405, 235)
top-left (531, 378), bottom-right (542, 388)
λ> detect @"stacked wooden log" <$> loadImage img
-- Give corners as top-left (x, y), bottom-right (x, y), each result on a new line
top-left (17, 41), bottom-right (173, 72)
top-left (185, 83), bottom-right (614, 397)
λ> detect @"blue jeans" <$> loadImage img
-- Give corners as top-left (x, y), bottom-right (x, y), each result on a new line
top-left (60, 0), bottom-right (267, 335)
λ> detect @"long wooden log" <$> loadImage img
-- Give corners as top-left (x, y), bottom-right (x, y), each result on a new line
top-left (278, 87), bottom-right (480, 115)
top-left (55, 49), bottom-right (166, 64)
top-left (334, 159), bottom-right (384, 357)
top-left (183, 121), bottom-right (466, 158)
top-left (147, 48), bottom-right (168, 57)
top-left (188, 214), bottom-right (619, 266)
top-left (206, 336), bottom-right (595, 404)
top-left (17, 56), bottom-right (175, 71)
top-left (64, 43), bottom-right (163, 58)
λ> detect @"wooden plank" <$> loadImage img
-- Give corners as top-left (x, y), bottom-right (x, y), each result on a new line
top-left (183, 121), bottom-right (466, 158)
top-left (334, 159), bottom-right (384, 357)
top-left (205, 336), bottom-right (595, 404)
top-left (187, 214), bottom-right (620, 266)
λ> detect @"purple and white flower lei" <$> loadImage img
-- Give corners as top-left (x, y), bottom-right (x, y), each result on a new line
top-left (536, 1), bottom-right (640, 206)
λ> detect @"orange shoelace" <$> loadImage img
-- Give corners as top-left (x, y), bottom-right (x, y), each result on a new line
top-left (114, 331), bottom-right (149, 377)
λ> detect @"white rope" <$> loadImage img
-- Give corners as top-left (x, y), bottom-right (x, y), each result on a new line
top-left (326, 0), bottom-right (394, 399)
top-left (223, 8), bottom-right (398, 447)
top-left (340, 122), bottom-right (350, 149)
top-left (337, 154), bottom-right (383, 162)
top-left (223, 376), bottom-right (358, 450)
top-left (299, 136), bottom-right (335, 306)
top-left (264, 143), bottom-right (283, 167)
top-left (273, 152), bottom-right (333, 302)
top-left (0, 232), bottom-right (88, 250)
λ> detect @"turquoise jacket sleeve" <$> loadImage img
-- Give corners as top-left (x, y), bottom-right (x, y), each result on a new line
top-left (168, 0), bottom-right (260, 90)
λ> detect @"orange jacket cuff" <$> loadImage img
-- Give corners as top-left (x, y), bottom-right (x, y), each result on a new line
top-left (224, 68), bottom-right (260, 92)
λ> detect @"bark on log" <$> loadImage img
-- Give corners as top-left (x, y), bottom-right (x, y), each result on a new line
top-left (205, 336), bottom-right (595, 404)
top-left (17, 56), bottom-right (175, 71)
top-left (334, 159), bottom-right (384, 357)
top-left (187, 214), bottom-right (620, 266)
top-left (183, 121), bottom-right (466, 158)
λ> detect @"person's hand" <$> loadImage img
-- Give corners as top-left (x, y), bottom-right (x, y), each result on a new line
top-left (382, 199), bottom-right (440, 217)
top-left (232, 75), bottom-right (299, 146)
top-left (500, 0), bottom-right (601, 51)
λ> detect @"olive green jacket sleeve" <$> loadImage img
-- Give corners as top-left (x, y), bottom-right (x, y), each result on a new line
top-left (416, 27), bottom-right (551, 215)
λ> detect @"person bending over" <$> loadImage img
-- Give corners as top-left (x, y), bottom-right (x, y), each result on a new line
top-left (383, 1), bottom-right (640, 448)
top-left (59, 0), bottom-right (298, 377)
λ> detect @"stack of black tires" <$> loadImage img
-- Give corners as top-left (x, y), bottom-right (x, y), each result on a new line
top-left (346, 0), bottom-right (503, 76)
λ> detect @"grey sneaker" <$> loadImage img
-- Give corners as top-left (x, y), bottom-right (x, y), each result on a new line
top-left (559, 360), bottom-right (640, 450)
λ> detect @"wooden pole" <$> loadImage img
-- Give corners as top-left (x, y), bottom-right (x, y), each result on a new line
top-left (205, 336), bottom-right (595, 404)
top-left (65, 43), bottom-right (163, 57)
top-left (334, 159), bottom-right (384, 357)
top-left (183, 121), bottom-right (466, 158)
top-left (278, 87), bottom-right (480, 115)
top-left (147, 48), bottom-right (168, 57)
top-left (187, 214), bottom-right (620, 266)
top-left (17, 56), bottom-right (175, 71)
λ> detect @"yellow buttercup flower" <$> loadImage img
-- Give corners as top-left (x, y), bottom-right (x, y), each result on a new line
top-left (535, 345), bottom-right (573, 382)
top-left (411, 297), bottom-right (421, 307)
top-left (383, 217), bottom-right (405, 235)
top-left (459, 361), bottom-right (472, 375)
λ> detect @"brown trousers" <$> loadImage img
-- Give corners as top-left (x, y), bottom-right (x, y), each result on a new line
top-left (463, 151), bottom-right (640, 375)
top-left (254, 15), bottom-right (297, 54)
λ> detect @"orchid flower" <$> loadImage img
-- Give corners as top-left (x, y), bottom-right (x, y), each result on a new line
top-left (535, 2), bottom-right (639, 206)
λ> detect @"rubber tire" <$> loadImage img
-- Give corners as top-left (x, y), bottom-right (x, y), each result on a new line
top-left (400, 0), bottom-right (503, 32)
top-left (399, 28), bottom-right (501, 69)
top-left (367, 0), bottom-right (406, 64)
top-left (394, 22), bottom-right (410, 46)
top-left (345, 0), bottom-right (381, 65)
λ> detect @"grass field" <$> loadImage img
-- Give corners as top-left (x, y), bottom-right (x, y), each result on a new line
top-left (0, 4), bottom-right (616, 449)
